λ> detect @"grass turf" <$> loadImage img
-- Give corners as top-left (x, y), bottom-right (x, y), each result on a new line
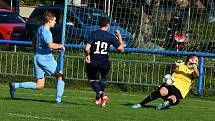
top-left (0, 85), bottom-right (215, 121)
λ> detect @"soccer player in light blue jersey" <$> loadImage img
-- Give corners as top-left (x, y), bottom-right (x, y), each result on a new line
top-left (9, 11), bottom-right (65, 104)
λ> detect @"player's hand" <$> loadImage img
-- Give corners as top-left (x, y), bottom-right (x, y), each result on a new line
top-left (115, 29), bottom-right (121, 36)
top-left (61, 45), bottom-right (66, 51)
top-left (85, 55), bottom-right (91, 63)
top-left (190, 63), bottom-right (198, 70)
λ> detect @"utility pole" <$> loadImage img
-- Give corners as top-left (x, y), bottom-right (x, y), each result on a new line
top-left (10, 0), bottom-right (13, 10)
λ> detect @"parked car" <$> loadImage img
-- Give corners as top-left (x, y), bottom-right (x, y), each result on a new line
top-left (26, 5), bottom-right (133, 47)
top-left (0, 9), bottom-right (27, 41)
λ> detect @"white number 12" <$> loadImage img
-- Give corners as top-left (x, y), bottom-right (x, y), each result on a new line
top-left (94, 41), bottom-right (108, 54)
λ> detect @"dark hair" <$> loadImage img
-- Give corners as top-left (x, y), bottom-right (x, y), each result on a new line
top-left (44, 11), bottom-right (55, 23)
top-left (99, 17), bottom-right (110, 27)
top-left (185, 54), bottom-right (198, 64)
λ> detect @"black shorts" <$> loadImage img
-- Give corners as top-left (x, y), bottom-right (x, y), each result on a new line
top-left (86, 59), bottom-right (110, 81)
top-left (159, 84), bottom-right (183, 105)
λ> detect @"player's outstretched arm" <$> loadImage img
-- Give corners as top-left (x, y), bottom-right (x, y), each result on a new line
top-left (115, 30), bottom-right (124, 52)
top-left (48, 42), bottom-right (65, 51)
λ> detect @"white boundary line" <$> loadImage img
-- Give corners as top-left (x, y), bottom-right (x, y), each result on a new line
top-left (0, 112), bottom-right (69, 121)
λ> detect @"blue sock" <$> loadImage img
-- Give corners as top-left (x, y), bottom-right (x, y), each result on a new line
top-left (56, 80), bottom-right (65, 103)
top-left (90, 81), bottom-right (101, 93)
top-left (15, 82), bottom-right (36, 89)
top-left (90, 81), bottom-right (101, 99)
top-left (99, 81), bottom-right (106, 92)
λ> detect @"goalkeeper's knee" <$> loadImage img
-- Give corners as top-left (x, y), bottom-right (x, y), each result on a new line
top-left (167, 99), bottom-right (174, 106)
top-left (167, 95), bottom-right (177, 105)
top-left (159, 87), bottom-right (168, 96)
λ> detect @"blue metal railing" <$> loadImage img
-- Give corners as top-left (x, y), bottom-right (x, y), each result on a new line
top-left (1, 39), bottom-right (214, 96)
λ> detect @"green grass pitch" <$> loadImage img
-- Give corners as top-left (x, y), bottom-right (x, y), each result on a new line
top-left (0, 86), bottom-right (215, 121)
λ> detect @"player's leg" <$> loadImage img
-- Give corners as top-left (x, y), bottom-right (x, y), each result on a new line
top-left (42, 56), bottom-right (65, 104)
top-left (10, 78), bottom-right (43, 99)
top-left (86, 61), bottom-right (101, 104)
top-left (36, 78), bottom-right (45, 89)
top-left (55, 72), bottom-right (65, 104)
top-left (131, 90), bottom-right (162, 109)
top-left (99, 61), bottom-right (110, 107)
top-left (90, 80), bottom-right (102, 105)
top-left (141, 87), bottom-right (168, 106)
top-left (156, 95), bottom-right (177, 110)
top-left (9, 55), bottom-right (42, 98)
top-left (11, 81), bottom-right (37, 90)
top-left (99, 61), bottom-right (110, 94)
top-left (156, 85), bottom-right (182, 110)
top-left (131, 86), bottom-right (167, 109)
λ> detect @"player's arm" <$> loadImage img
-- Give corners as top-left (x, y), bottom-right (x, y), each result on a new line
top-left (85, 43), bottom-right (91, 63)
top-left (115, 30), bottom-right (124, 52)
top-left (48, 42), bottom-right (65, 51)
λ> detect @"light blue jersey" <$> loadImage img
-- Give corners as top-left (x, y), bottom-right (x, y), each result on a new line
top-left (34, 26), bottom-right (59, 79)
top-left (35, 26), bottom-right (52, 55)
top-left (11, 16), bottom-right (64, 104)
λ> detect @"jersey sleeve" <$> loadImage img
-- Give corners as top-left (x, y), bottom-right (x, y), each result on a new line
top-left (44, 30), bottom-right (53, 44)
top-left (111, 35), bottom-right (120, 49)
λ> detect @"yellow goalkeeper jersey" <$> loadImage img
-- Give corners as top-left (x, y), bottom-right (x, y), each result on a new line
top-left (172, 64), bottom-right (195, 98)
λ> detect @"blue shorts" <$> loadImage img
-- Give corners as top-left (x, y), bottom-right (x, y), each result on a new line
top-left (34, 54), bottom-right (60, 79)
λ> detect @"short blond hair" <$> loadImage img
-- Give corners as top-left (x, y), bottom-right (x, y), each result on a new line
top-left (44, 11), bottom-right (55, 23)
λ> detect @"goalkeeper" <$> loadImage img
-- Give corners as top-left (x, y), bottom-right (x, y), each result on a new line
top-left (131, 54), bottom-right (199, 110)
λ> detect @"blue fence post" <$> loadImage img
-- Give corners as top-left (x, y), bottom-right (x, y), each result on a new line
top-left (59, 0), bottom-right (68, 74)
top-left (197, 56), bottom-right (204, 96)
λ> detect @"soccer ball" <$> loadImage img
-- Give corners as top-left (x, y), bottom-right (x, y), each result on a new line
top-left (163, 74), bottom-right (174, 85)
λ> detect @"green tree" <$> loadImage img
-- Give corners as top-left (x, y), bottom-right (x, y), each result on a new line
top-left (21, 0), bottom-right (47, 4)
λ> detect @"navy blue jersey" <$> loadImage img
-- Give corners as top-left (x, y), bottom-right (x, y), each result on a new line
top-left (87, 30), bottom-right (120, 61)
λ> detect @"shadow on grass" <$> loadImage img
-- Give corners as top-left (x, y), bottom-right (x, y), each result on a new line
top-left (1, 97), bottom-right (94, 107)
top-left (122, 103), bottom-right (156, 109)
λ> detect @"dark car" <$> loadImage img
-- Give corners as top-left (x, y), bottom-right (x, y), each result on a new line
top-left (0, 9), bottom-right (27, 41)
top-left (26, 5), bottom-right (133, 47)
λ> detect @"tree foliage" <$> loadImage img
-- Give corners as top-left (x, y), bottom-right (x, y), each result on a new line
top-left (21, 0), bottom-right (48, 4)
